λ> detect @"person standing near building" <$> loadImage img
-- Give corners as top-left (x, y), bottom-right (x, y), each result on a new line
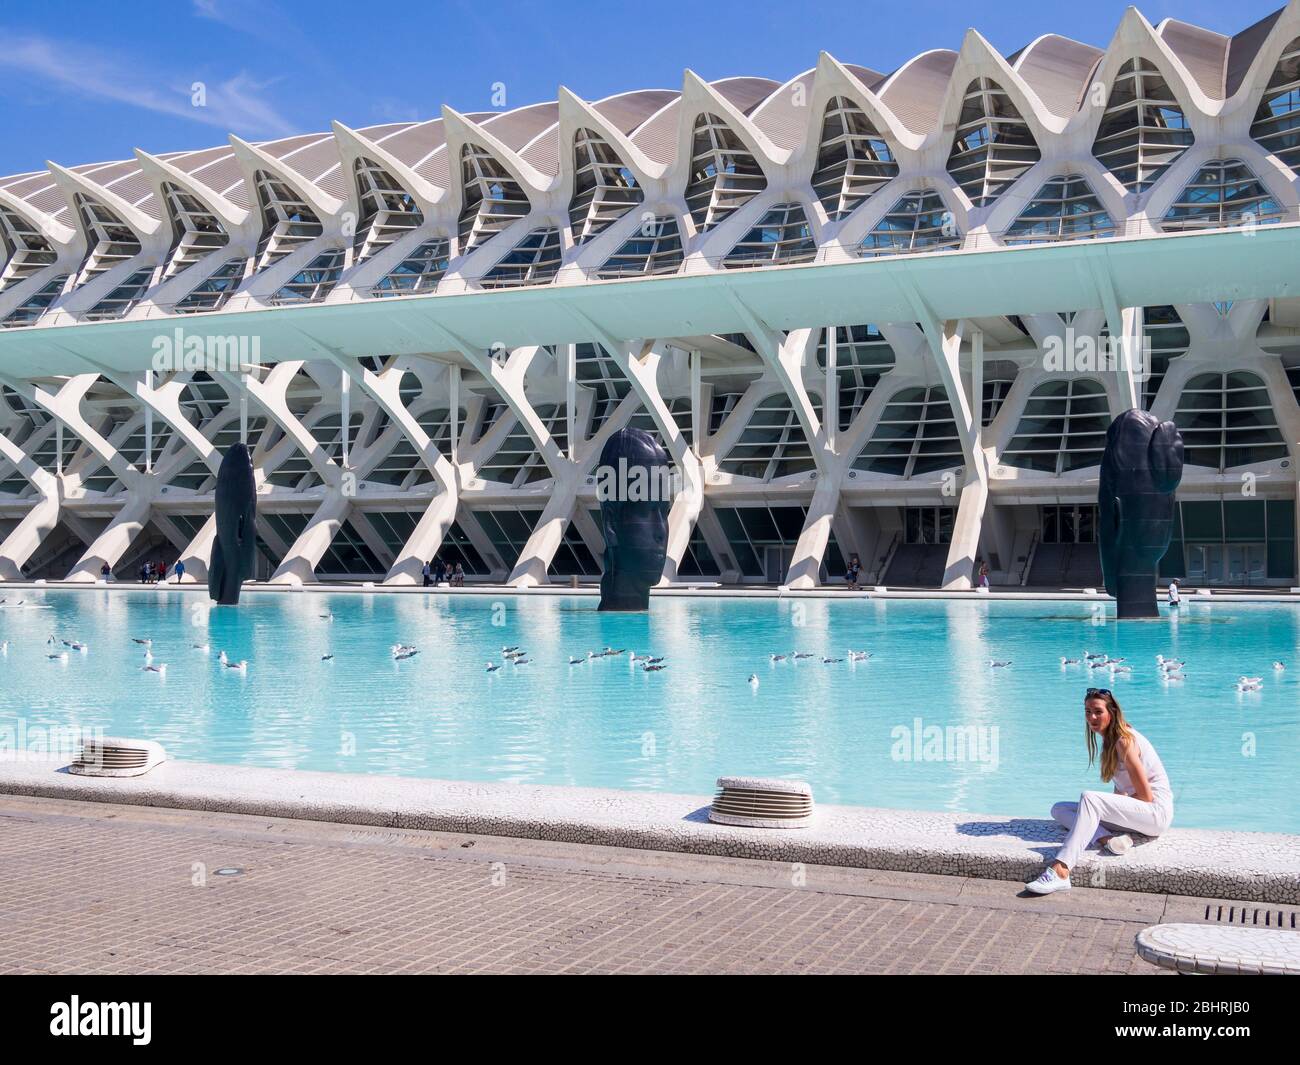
top-left (422, 559), bottom-right (432, 587)
top-left (174, 559), bottom-right (185, 584)
top-left (1168, 578), bottom-right (1180, 608)
top-left (978, 561), bottom-right (990, 589)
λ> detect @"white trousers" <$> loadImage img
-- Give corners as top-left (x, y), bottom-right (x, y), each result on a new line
top-left (1051, 791), bottom-right (1172, 870)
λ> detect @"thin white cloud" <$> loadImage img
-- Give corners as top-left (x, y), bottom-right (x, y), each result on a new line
top-left (0, 31), bottom-right (298, 140)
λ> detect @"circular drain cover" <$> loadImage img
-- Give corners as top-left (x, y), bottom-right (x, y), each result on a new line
top-left (214, 867), bottom-right (245, 877)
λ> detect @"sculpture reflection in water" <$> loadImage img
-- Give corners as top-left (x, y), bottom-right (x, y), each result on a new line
top-left (208, 443), bottom-right (257, 606)
top-left (596, 428), bottom-right (670, 612)
top-left (1098, 409), bottom-right (1184, 619)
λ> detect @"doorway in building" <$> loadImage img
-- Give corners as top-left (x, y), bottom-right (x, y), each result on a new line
top-left (1185, 542), bottom-right (1267, 585)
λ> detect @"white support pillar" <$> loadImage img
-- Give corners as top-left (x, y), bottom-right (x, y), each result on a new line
top-left (0, 430), bottom-right (61, 580)
top-left (449, 365), bottom-right (460, 464)
top-left (825, 325), bottom-right (838, 452)
top-left (690, 348), bottom-right (703, 458)
top-left (340, 367), bottom-right (350, 467)
top-left (144, 369), bottom-right (154, 475)
top-left (565, 342), bottom-right (577, 461)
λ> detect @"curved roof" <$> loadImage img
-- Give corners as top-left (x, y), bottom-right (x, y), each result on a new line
top-left (0, 7), bottom-right (1288, 223)
top-left (1011, 35), bottom-right (1104, 118)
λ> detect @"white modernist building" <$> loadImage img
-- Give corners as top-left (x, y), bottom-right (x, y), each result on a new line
top-left (2, 5), bottom-right (1300, 589)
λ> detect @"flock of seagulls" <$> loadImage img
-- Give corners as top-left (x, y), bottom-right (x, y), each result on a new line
top-left (1055, 649), bottom-right (1287, 692)
top-left (7, 606), bottom-right (1294, 699)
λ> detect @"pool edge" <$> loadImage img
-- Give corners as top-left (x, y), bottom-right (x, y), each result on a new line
top-left (1, 759), bottom-right (1295, 904)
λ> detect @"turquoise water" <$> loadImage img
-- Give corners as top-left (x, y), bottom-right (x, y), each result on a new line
top-left (0, 590), bottom-right (1297, 834)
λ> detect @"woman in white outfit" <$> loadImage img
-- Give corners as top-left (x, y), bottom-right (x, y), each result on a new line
top-left (1026, 688), bottom-right (1174, 894)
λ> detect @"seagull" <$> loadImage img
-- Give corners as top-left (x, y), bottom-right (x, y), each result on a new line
top-left (1163, 672), bottom-right (1185, 683)
top-left (141, 664), bottom-right (167, 675)
top-left (643, 656), bottom-right (664, 665)
top-left (568, 656), bottom-right (585, 665)
top-left (1084, 652), bottom-right (1106, 660)
top-left (748, 674), bottom-right (759, 688)
top-left (1238, 675), bottom-right (1263, 686)
top-left (1060, 657), bottom-right (1081, 666)
top-left (511, 657), bottom-right (530, 665)
top-left (1089, 660), bottom-right (1110, 670)
top-left (485, 661), bottom-right (500, 672)
top-left (392, 643), bottom-right (417, 656)
top-left (1109, 665), bottom-right (1132, 674)
top-left (643, 663), bottom-right (667, 672)
top-left (847, 649), bottom-right (871, 658)
top-left (792, 652), bottom-right (815, 660)
top-left (0, 641), bottom-right (8, 654)
top-left (1273, 661), bottom-right (1285, 671)
top-left (143, 649), bottom-right (154, 664)
top-left (502, 645), bottom-right (520, 653)
top-left (1236, 679), bottom-right (1262, 693)
top-left (770, 653), bottom-right (787, 663)
top-left (131, 637), bottom-right (152, 646)
top-left (47, 651), bottom-right (68, 661)
top-left (822, 657), bottom-right (844, 664)
top-left (319, 613), bottom-right (334, 620)
top-left (989, 660), bottom-right (1012, 668)
top-left (192, 643), bottom-right (210, 653)
top-left (223, 659), bottom-right (248, 672)
top-left (393, 649), bottom-right (419, 661)
top-left (321, 654), bottom-right (334, 662)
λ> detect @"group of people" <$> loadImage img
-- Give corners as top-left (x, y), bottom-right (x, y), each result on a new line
top-left (421, 557), bottom-right (465, 588)
top-left (135, 559), bottom-right (184, 584)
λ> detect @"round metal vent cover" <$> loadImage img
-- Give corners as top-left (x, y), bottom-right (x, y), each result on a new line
top-left (709, 776), bottom-right (814, 828)
top-left (69, 737), bottom-right (166, 778)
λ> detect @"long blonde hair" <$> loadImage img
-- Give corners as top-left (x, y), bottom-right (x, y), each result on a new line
top-left (1086, 690), bottom-right (1133, 782)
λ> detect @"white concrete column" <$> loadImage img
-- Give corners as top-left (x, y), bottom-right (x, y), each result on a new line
top-left (0, 429), bottom-right (60, 580)
top-left (269, 491), bottom-right (352, 584)
top-left (785, 469), bottom-right (843, 589)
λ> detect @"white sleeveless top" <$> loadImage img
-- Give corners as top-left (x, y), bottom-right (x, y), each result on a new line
top-left (1112, 728), bottom-right (1173, 809)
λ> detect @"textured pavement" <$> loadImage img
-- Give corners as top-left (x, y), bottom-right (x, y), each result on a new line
top-left (0, 794), bottom-right (1248, 974)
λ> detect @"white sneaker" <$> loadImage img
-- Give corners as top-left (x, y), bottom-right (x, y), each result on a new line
top-left (1025, 867), bottom-right (1072, 894)
top-left (1104, 834), bottom-right (1133, 855)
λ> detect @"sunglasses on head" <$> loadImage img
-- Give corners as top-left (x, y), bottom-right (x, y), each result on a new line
top-left (1086, 687), bottom-right (1112, 698)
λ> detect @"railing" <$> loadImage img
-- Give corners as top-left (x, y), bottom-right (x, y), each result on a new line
top-left (8, 208), bottom-right (1299, 332)
top-left (1019, 529), bottom-right (1040, 587)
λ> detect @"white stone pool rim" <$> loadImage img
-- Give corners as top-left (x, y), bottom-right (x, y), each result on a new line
top-left (0, 758), bottom-right (1295, 904)
top-left (5, 579), bottom-right (1300, 603)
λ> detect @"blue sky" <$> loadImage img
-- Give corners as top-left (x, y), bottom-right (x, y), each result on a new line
top-left (0, 0), bottom-right (1285, 176)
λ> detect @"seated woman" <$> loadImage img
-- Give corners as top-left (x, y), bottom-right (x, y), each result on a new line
top-left (1026, 688), bottom-right (1173, 894)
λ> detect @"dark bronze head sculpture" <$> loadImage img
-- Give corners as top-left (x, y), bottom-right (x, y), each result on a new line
top-left (209, 443), bottom-right (257, 605)
top-left (1098, 409), bottom-right (1184, 619)
top-left (597, 427), bottom-right (670, 611)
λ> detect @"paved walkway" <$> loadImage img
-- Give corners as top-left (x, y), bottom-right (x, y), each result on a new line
top-left (0, 795), bottom-right (1254, 974)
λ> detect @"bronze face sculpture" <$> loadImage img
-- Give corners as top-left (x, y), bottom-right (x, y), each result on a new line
top-left (1098, 409), bottom-right (1184, 619)
top-left (597, 428), bottom-right (670, 611)
top-left (209, 443), bottom-right (257, 605)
